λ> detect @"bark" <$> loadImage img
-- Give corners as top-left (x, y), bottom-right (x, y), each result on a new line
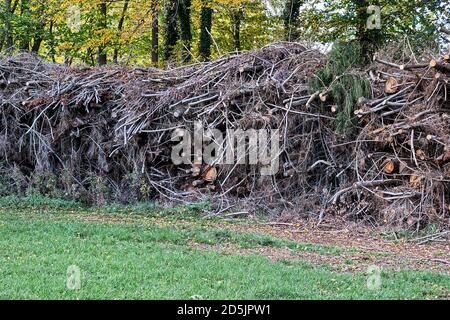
top-left (354, 0), bottom-right (381, 60)
top-left (4, 0), bottom-right (14, 53)
top-left (31, 18), bottom-right (46, 54)
top-left (19, 0), bottom-right (29, 50)
top-left (31, 35), bottom-right (43, 53)
top-left (97, 1), bottom-right (108, 66)
top-left (283, 0), bottom-right (303, 41)
top-left (151, 0), bottom-right (159, 65)
top-left (113, 0), bottom-right (130, 64)
top-left (178, 0), bottom-right (192, 62)
top-left (198, 1), bottom-right (213, 61)
top-left (49, 20), bottom-right (55, 62)
top-left (231, 8), bottom-right (243, 53)
top-left (163, 0), bottom-right (179, 61)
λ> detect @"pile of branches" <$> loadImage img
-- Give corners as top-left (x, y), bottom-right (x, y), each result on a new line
top-left (0, 42), bottom-right (449, 229)
top-left (342, 51), bottom-right (450, 230)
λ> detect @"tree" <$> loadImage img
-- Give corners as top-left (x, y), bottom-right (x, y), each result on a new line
top-left (283, 0), bottom-right (303, 41)
top-left (178, 0), bottom-right (192, 62)
top-left (199, 0), bottom-right (213, 61)
top-left (3, 0), bottom-right (14, 53)
top-left (97, 1), bottom-right (108, 65)
top-left (151, 0), bottom-right (159, 64)
top-left (30, 4), bottom-right (47, 54)
top-left (298, 0), bottom-right (443, 54)
top-left (113, 0), bottom-right (130, 64)
top-left (163, 0), bottom-right (179, 61)
top-left (230, 6), bottom-right (243, 52)
top-left (48, 19), bottom-right (56, 61)
top-left (1, 0), bottom-right (446, 66)
top-left (213, 0), bottom-right (277, 54)
top-left (31, 22), bottom-right (45, 53)
top-left (18, 0), bottom-right (30, 50)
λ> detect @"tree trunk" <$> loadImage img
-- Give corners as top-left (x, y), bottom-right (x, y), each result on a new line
top-left (355, 0), bottom-right (369, 53)
top-left (231, 8), bottom-right (242, 53)
top-left (87, 48), bottom-right (95, 66)
top-left (178, 0), bottom-right (192, 62)
top-left (354, 0), bottom-right (381, 60)
top-left (64, 55), bottom-right (73, 66)
top-left (4, 0), bottom-right (14, 53)
top-left (198, 1), bottom-right (213, 61)
top-left (163, 0), bottom-right (179, 61)
top-left (49, 20), bottom-right (56, 62)
top-left (113, 0), bottom-right (129, 64)
top-left (31, 19), bottom-right (46, 54)
top-left (283, 0), bottom-right (303, 41)
top-left (31, 36), bottom-right (43, 53)
top-left (97, 1), bottom-right (108, 66)
top-left (19, 0), bottom-right (29, 50)
top-left (151, 0), bottom-right (159, 65)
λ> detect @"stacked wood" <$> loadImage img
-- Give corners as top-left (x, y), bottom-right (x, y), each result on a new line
top-left (0, 45), bottom-right (329, 214)
top-left (341, 51), bottom-right (450, 229)
top-left (0, 43), bottom-right (449, 229)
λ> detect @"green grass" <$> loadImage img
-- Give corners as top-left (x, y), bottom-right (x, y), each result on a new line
top-left (0, 196), bottom-right (449, 299)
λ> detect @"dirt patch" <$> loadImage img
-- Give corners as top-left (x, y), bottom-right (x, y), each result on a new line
top-left (74, 214), bottom-right (135, 224)
top-left (188, 237), bottom-right (449, 274)
top-left (193, 218), bottom-right (449, 273)
top-left (65, 212), bottom-right (450, 273)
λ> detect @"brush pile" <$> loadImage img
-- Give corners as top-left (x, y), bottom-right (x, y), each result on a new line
top-left (0, 42), bottom-right (449, 229)
top-left (347, 51), bottom-right (450, 230)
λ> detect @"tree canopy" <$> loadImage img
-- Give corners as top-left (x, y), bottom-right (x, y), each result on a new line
top-left (0, 0), bottom-right (448, 66)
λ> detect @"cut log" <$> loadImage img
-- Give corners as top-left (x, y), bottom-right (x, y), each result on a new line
top-left (384, 77), bottom-right (398, 94)
top-left (382, 158), bottom-right (396, 174)
top-left (202, 166), bottom-right (218, 182)
top-left (416, 149), bottom-right (426, 160)
top-left (430, 59), bottom-right (450, 73)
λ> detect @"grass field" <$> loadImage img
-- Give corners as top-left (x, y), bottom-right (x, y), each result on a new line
top-left (0, 196), bottom-right (448, 300)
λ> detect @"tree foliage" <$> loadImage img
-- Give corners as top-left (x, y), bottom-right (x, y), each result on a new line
top-left (297, 0), bottom-right (448, 53)
top-left (309, 42), bottom-right (371, 134)
top-left (0, 0), bottom-right (447, 66)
